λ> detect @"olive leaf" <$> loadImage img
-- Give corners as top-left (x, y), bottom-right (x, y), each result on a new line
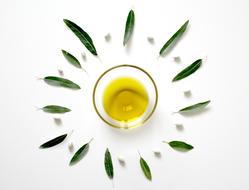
top-left (63, 19), bottom-right (97, 56)
top-left (69, 138), bottom-right (93, 166)
top-left (104, 148), bottom-right (114, 179)
top-left (139, 154), bottom-right (152, 181)
top-left (41, 105), bottom-right (71, 114)
top-left (43, 76), bottom-right (80, 90)
top-left (159, 20), bottom-right (189, 56)
top-left (172, 59), bottom-right (202, 82)
top-left (40, 134), bottom-right (67, 149)
top-left (123, 9), bottom-right (135, 46)
top-left (178, 100), bottom-right (211, 113)
top-left (62, 50), bottom-right (81, 68)
top-left (163, 141), bottom-right (194, 151)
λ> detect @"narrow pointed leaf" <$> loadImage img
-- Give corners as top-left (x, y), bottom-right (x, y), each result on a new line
top-left (123, 9), bottom-right (135, 46)
top-left (159, 20), bottom-right (189, 56)
top-left (62, 50), bottom-right (81, 68)
top-left (43, 76), bottom-right (80, 90)
top-left (140, 156), bottom-right (152, 180)
top-left (172, 59), bottom-right (202, 82)
top-left (42, 105), bottom-right (71, 114)
top-left (63, 19), bottom-right (97, 56)
top-left (70, 143), bottom-right (89, 165)
top-left (104, 148), bottom-right (114, 179)
top-left (40, 134), bottom-right (67, 148)
top-left (165, 141), bottom-right (194, 151)
top-left (178, 100), bottom-right (211, 113)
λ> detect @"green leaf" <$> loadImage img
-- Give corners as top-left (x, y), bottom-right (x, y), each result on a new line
top-left (40, 134), bottom-right (67, 149)
top-left (172, 59), bottom-right (202, 82)
top-left (178, 100), bottom-right (211, 113)
top-left (164, 141), bottom-right (194, 151)
top-left (69, 138), bottom-right (93, 165)
top-left (123, 9), bottom-right (135, 46)
top-left (139, 156), bottom-right (152, 181)
top-left (43, 76), bottom-right (81, 90)
top-left (62, 50), bottom-right (81, 68)
top-left (104, 148), bottom-right (114, 179)
top-left (159, 20), bottom-right (189, 56)
top-left (41, 105), bottom-right (71, 114)
top-left (63, 19), bottom-right (97, 56)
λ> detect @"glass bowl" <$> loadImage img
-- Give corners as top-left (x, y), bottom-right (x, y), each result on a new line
top-left (92, 64), bottom-right (158, 129)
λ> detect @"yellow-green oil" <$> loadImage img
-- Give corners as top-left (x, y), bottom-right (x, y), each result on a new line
top-left (103, 77), bottom-right (149, 123)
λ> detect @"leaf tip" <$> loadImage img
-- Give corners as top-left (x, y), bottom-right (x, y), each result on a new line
top-left (63, 18), bottom-right (68, 23)
top-left (206, 100), bottom-right (211, 104)
top-left (69, 160), bottom-right (74, 166)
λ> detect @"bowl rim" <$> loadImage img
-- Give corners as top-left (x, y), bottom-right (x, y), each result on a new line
top-left (92, 64), bottom-right (158, 129)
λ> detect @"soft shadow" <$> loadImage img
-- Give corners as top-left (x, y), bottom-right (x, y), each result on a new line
top-left (172, 148), bottom-right (192, 153)
top-left (124, 29), bottom-right (135, 54)
top-left (53, 118), bottom-right (62, 126)
top-left (175, 124), bottom-right (184, 132)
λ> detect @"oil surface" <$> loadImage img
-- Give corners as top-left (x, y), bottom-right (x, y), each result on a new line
top-left (103, 77), bottom-right (149, 122)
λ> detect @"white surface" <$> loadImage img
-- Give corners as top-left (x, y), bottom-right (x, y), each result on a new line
top-left (0, 0), bottom-right (249, 189)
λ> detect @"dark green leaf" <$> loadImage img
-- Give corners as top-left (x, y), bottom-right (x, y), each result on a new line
top-left (62, 50), bottom-right (81, 68)
top-left (63, 19), bottom-right (97, 56)
top-left (70, 144), bottom-right (89, 165)
top-left (159, 20), bottom-right (189, 56)
top-left (104, 148), bottom-right (114, 179)
top-left (43, 76), bottom-right (80, 90)
top-left (172, 59), bottom-right (202, 82)
top-left (165, 141), bottom-right (194, 151)
top-left (140, 156), bottom-right (152, 180)
top-left (40, 134), bottom-right (67, 148)
top-left (41, 105), bottom-right (71, 114)
top-left (123, 10), bottom-right (135, 46)
top-left (69, 138), bottom-right (93, 165)
top-left (178, 100), bottom-right (211, 113)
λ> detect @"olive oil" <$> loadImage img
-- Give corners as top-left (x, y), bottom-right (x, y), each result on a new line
top-left (103, 77), bottom-right (149, 122)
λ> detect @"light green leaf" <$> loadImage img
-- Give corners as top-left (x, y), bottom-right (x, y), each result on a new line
top-left (164, 141), bottom-right (194, 151)
top-left (62, 50), bottom-right (81, 68)
top-left (159, 20), bottom-right (189, 56)
top-left (43, 76), bottom-right (80, 90)
top-left (178, 100), bottom-right (211, 113)
top-left (41, 105), bottom-right (71, 114)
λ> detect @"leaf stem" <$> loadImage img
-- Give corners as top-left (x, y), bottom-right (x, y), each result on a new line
top-left (97, 56), bottom-right (103, 64)
top-left (34, 106), bottom-right (41, 111)
top-left (162, 141), bottom-right (169, 144)
top-left (111, 179), bottom-right (115, 189)
top-left (35, 76), bottom-right (43, 80)
top-left (81, 67), bottom-right (89, 75)
top-left (68, 130), bottom-right (74, 137)
top-left (137, 150), bottom-right (141, 157)
top-left (171, 111), bottom-right (178, 114)
top-left (88, 137), bottom-right (94, 144)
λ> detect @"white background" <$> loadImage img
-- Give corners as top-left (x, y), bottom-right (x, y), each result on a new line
top-left (0, 0), bottom-right (249, 189)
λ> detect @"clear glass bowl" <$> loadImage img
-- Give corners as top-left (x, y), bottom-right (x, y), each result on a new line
top-left (92, 65), bottom-right (158, 129)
